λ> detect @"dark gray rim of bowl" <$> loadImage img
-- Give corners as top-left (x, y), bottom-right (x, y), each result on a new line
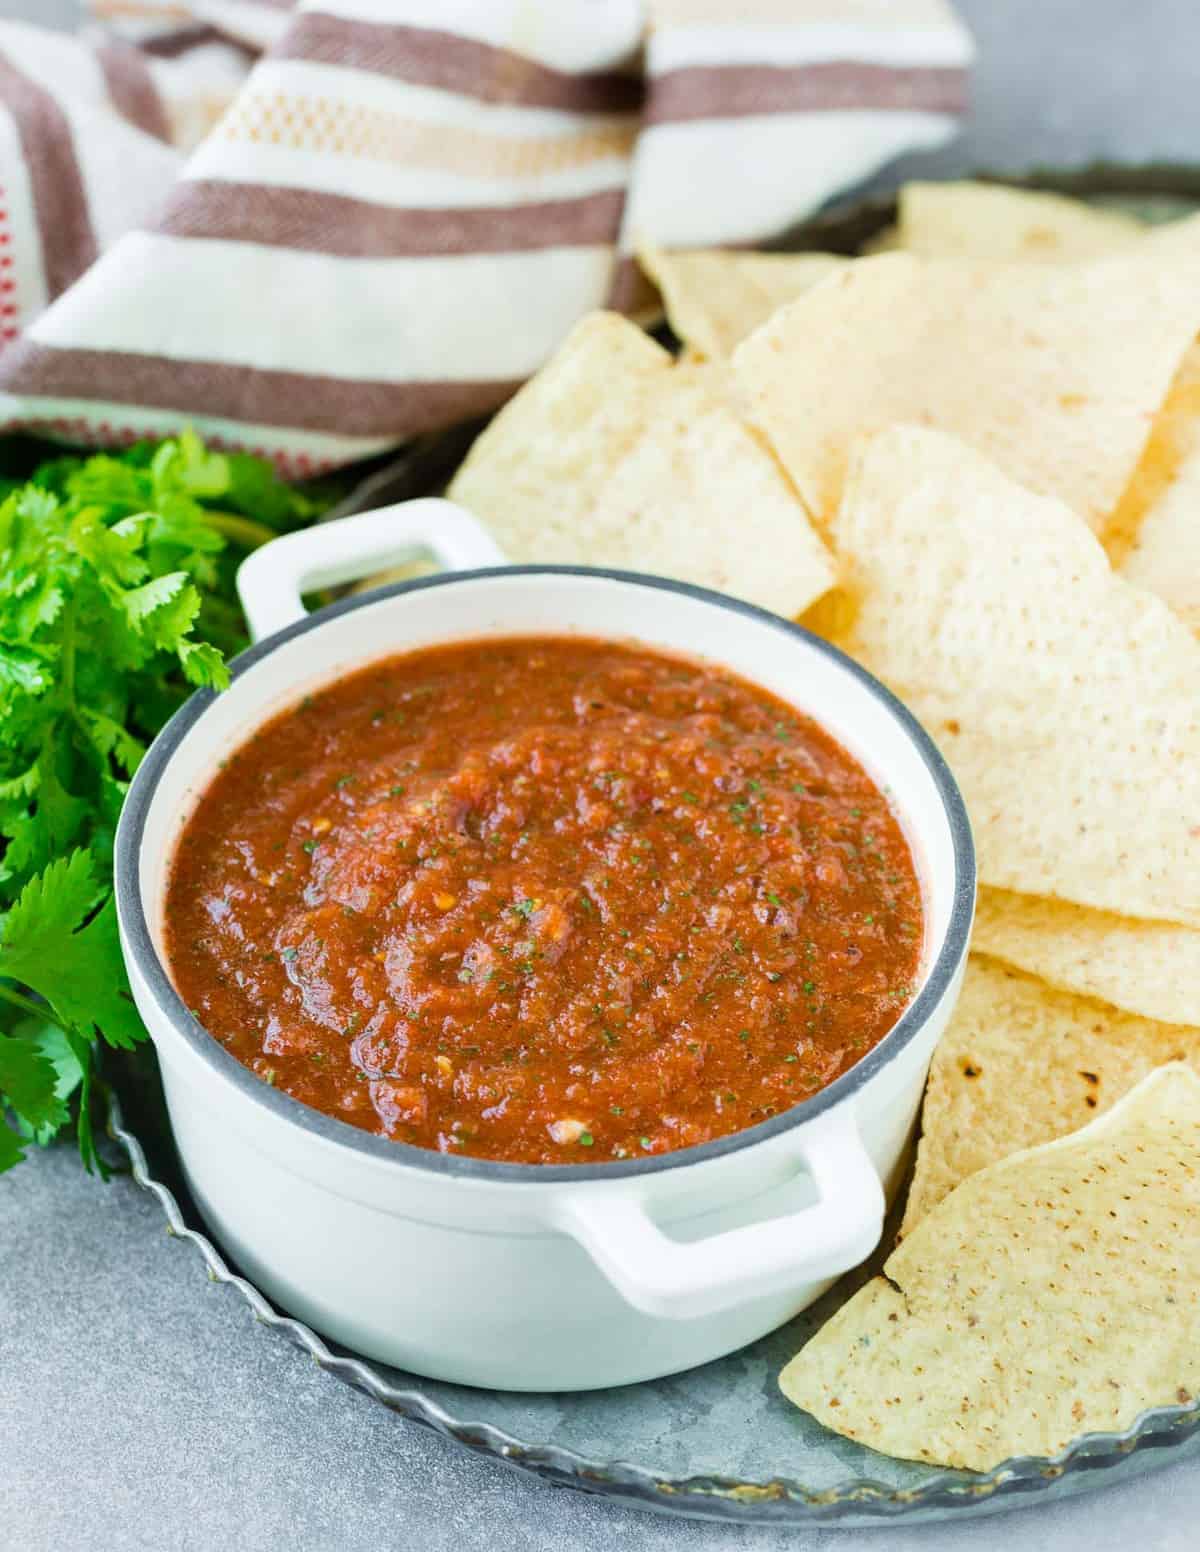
top-left (115, 564), bottom-right (976, 1185)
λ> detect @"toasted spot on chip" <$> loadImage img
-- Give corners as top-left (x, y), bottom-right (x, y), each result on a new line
top-left (903, 956), bottom-right (1200, 1233)
top-left (1116, 447), bottom-right (1200, 635)
top-left (733, 252), bottom-right (1200, 531)
top-left (821, 426), bottom-right (1200, 926)
top-left (783, 1064), bottom-right (1200, 1470)
top-left (637, 245), bottom-right (844, 361)
top-left (446, 311), bottom-right (835, 620)
top-left (973, 887), bottom-right (1200, 1027)
top-left (1104, 340), bottom-right (1200, 634)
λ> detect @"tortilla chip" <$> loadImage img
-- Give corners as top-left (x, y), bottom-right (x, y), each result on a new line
top-left (824, 425), bottom-right (1200, 926)
top-left (891, 183), bottom-right (1200, 266)
top-left (973, 888), bottom-right (1200, 1027)
top-left (783, 1063), bottom-right (1200, 1470)
top-left (733, 251), bottom-right (1200, 530)
top-left (637, 245), bottom-right (843, 360)
top-left (351, 556), bottom-right (437, 594)
top-left (857, 189), bottom-right (1200, 623)
top-left (832, 196), bottom-right (1200, 620)
top-left (447, 312), bottom-right (836, 619)
top-left (902, 955), bottom-right (1200, 1232)
top-left (878, 189), bottom-right (1200, 628)
top-left (1141, 210), bottom-right (1200, 258)
top-left (893, 180), bottom-right (1145, 262)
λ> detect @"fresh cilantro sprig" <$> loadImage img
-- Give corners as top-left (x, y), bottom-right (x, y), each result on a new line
top-left (0, 431), bottom-right (323, 1172)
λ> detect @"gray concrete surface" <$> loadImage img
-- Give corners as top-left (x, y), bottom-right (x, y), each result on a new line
top-left (5, 1), bottom-right (1200, 1549)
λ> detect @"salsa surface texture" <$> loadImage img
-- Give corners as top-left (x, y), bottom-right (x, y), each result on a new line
top-left (165, 636), bottom-right (923, 1164)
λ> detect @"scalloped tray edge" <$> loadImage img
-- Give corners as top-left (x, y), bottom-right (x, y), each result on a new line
top-left (105, 1087), bottom-right (1200, 1527)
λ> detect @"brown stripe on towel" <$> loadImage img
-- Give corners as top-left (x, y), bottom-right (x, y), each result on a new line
top-left (645, 62), bottom-right (969, 124)
top-left (1, 341), bottom-right (522, 440)
top-left (95, 38), bottom-right (172, 143)
top-left (0, 51), bottom-right (98, 300)
top-left (277, 14), bottom-right (645, 116)
top-left (159, 180), bottom-right (624, 257)
top-left (139, 24), bottom-right (257, 64)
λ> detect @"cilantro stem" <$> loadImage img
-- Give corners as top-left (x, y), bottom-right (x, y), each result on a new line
top-left (59, 599), bottom-right (77, 709)
top-left (203, 511), bottom-right (278, 550)
top-left (0, 981), bottom-right (61, 1027)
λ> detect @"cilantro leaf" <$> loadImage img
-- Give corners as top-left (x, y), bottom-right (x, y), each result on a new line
top-left (0, 647), bottom-right (49, 696)
top-left (78, 710), bottom-right (144, 777)
top-left (0, 1030), bottom-right (67, 1130)
top-left (29, 1019), bottom-right (86, 1118)
top-left (0, 754), bottom-right (89, 887)
top-left (0, 1016), bottom-right (77, 1172)
top-left (0, 765), bottom-right (39, 805)
top-left (1, 848), bottom-right (103, 958)
top-left (0, 430), bottom-right (333, 1173)
top-left (0, 1120), bottom-right (24, 1171)
top-left (1, 851), bottom-right (143, 1052)
top-left (177, 640), bottom-right (229, 690)
top-left (122, 570), bottom-right (190, 628)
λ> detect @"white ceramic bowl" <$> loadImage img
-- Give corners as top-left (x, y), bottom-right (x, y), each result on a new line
top-left (115, 499), bottom-right (975, 1392)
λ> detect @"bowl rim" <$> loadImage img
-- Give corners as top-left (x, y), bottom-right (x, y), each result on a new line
top-left (115, 563), bottom-right (976, 1186)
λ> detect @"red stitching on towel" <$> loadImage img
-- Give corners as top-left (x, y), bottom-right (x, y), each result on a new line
top-left (0, 411), bottom-right (339, 477)
top-left (0, 183), bottom-right (16, 346)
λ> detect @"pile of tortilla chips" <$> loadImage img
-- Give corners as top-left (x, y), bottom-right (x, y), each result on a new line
top-left (445, 179), bottom-right (1200, 1472)
top-left (782, 1064), bottom-right (1200, 1470)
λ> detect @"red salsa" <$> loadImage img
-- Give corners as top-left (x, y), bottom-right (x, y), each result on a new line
top-left (165, 637), bottom-right (923, 1164)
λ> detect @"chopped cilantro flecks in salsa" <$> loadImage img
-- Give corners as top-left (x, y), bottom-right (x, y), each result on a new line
top-left (166, 638), bottom-right (923, 1164)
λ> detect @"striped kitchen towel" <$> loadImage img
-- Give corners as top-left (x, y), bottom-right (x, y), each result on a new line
top-left (0, 1), bottom-right (971, 476)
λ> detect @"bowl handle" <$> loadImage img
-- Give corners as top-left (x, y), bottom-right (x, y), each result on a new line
top-left (554, 1108), bottom-right (884, 1321)
top-left (235, 498), bottom-right (506, 642)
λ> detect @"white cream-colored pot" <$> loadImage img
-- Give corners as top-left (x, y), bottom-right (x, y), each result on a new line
top-left (115, 499), bottom-right (975, 1392)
